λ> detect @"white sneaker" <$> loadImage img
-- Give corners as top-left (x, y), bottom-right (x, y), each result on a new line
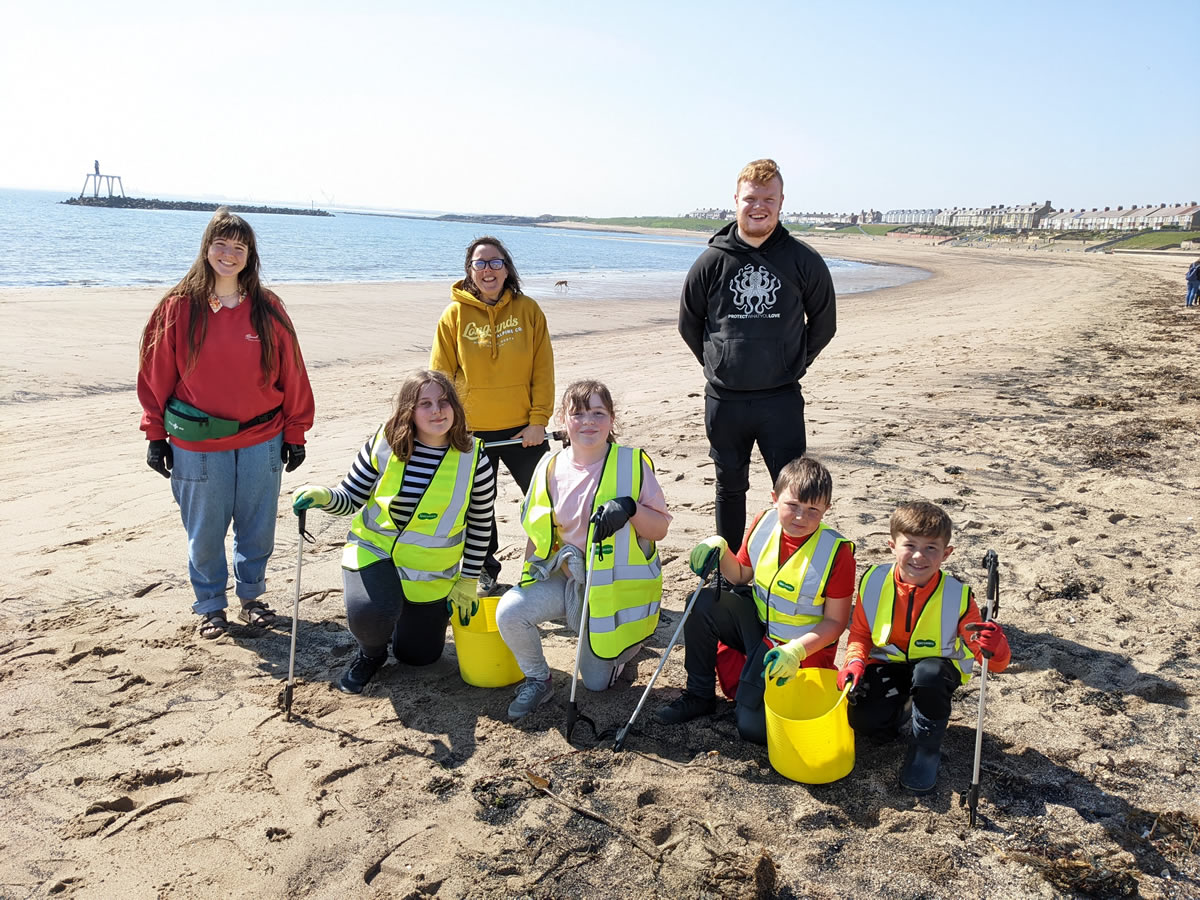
top-left (507, 677), bottom-right (554, 720)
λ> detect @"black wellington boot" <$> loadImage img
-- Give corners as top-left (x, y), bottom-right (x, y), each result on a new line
top-left (899, 707), bottom-right (948, 794)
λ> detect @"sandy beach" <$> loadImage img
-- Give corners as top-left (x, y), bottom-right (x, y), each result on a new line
top-left (1, 239), bottom-right (1197, 898)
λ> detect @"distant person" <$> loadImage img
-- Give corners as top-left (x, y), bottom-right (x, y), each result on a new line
top-left (94, 160), bottom-right (100, 175)
top-left (430, 236), bottom-right (555, 598)
top-left (290, 370), bottom-right (495, 694)
top-left (837, 501), bottom-right (1010, 794)
top-left (678, 159), bottom-right (836, 547)
top-left (138, 208), bottom-right (314, 639)
top-left (1186, 258), bottom-right (1200, 308)
top-left (496, 380), bottom-right (670, 720)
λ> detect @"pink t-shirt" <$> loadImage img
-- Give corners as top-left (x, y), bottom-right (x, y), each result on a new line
top-left (549, 447), bottom-right (671, 551)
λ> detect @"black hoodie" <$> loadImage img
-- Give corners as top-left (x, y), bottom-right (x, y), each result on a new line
top-left (678, 222), bottom-right (836, 394)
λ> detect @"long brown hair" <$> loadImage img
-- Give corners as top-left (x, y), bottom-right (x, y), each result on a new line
top-left (138, 208), bottom-right (300, 378)
top-left (460, 236), bottom-right (522, 300)
top-left (384, 370), bottom-right (473, 461)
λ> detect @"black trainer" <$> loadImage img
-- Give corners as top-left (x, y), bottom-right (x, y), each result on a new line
top-left (338, 651), bottom-right (387, 694)
top-left (653, 692), bottom-right (716, 725)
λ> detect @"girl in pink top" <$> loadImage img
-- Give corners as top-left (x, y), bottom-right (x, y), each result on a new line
top-left (496, 380), bottom-right (671, 721)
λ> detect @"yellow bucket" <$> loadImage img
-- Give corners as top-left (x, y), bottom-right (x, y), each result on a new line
top-left (764, 668), bottom-right (855, 784)
top-left (450, 593), bottom-right (524, 688)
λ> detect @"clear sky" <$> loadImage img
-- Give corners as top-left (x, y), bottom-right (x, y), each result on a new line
top-left (2, 0), bottom-right (1196, 216)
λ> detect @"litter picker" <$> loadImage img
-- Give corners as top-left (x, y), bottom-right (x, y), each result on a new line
top-left (565, 541), bottom-right (601, 743)
top-left (482, 430), bottom-right (567, 450)
top-left (964, 549), bottom-right (1000, 826)
top-left (284, 509), bottom-right (314, 721)
top-left (613, 554), bottom-right (719, 751)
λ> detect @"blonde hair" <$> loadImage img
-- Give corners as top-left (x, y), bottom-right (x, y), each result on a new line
top-left (889, 501), bottom-right (953, 544)
top-left (557, 379), bottom-right (619, 443)
top-left (384, 370), bottom-right (472, 460)
top-left (737, 158), bottom-right (783, 191)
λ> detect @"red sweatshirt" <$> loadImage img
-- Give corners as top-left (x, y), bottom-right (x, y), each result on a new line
top-left (138, 294), bottom-right (315, 452)
top-left (844, 566), bottom-right (1010, 673)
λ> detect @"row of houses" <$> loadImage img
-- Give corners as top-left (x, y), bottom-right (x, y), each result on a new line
top-left (882, 202), bottom-right (1200, 231)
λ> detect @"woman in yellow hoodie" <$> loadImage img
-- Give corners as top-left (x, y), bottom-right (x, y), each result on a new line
top-left (430, 236), bottom-right (555, 597)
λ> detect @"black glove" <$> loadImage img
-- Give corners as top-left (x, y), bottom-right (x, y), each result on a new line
top-left (281, 443), bottom-right (306, 472)
top-left (147, 439), bottom-right (173, 478)
top-left (589, 497), bottom-right (637, 543)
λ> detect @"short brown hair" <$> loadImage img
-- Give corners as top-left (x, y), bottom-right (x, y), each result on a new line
top-left (737, 158), bottom-right (783, 191)
top-left (773, 456), bottom-right (831, 505)
top-left (557, 379), bottom-right (619, 443)
top-left (889, 501), bottom-right (952, 544)
top-left (384, 369), bottom-right (473, 461)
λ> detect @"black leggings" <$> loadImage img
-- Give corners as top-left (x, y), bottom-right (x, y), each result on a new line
top-left (682, 586), bottom-right (771, 745)
top-left (704, 388), bottom-right (806, 546)
top-left (475, 428), bottom-right (549, 579)
top-left (342, 563), bottom-right (450, 664)
top-left (846, 658), bottom-right (961, 739)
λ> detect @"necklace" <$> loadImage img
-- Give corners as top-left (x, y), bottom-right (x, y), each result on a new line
top-left (209, 290), bottom-right (245, 312)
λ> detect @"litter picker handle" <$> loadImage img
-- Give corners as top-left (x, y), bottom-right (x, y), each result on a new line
top-left (482, 430), bottom-right (567, 450)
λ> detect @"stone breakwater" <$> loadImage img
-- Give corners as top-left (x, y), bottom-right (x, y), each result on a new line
top-left (62, 197), bottom-right (333, 217)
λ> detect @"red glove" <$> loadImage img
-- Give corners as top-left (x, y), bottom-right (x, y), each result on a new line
top-left (966, 621), bottom-right (1009, 660)
top-left (837, 659), bottom-right (866, 692)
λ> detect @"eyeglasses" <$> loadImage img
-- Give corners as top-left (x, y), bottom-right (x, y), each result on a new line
top-left (568, 410), bottom-right (611, 423)
top-left (470, 259), bottom-right (506, 271)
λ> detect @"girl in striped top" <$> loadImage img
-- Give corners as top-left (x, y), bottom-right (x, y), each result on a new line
top-left (292, 370), bottom-right (495, 694)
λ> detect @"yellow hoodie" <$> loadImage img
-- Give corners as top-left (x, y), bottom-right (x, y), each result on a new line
top-left (430, 282), bottom-right (555, 431)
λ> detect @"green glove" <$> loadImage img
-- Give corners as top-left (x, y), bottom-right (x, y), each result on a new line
top-left (762, 639), bottom-right (808, 686)
top-left (688, 535), bottom-right (729, 577)
top-left (447, 577), bottom-right (480, 627)
top-left (291, 485), bottom-right (331, 512)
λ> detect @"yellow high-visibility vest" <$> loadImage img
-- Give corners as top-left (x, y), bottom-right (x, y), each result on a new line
top-left (856, 563), bottom-right (974, 683)
top-left (342, 427), bottom-right (482, 604)
top-left (520, 444), bottom-right (662, 659)
top-left (747, 513), bottom-right (852, 643)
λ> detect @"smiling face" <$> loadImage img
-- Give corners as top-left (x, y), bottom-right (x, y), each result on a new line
top-left (413, 380), bottom-right (454, 446)
top-left (734, 177), bottom-right (783, 246)
top-left (468, 243), bottom-right (507, 303)
top-left (206, 237), bottom-right (249, 286)
top-left (770, 487), bottom-right (830, 539)
top-left (564, 391), bottom-right (614, 450)
top-left (888, 532), bottom-right (954, 587)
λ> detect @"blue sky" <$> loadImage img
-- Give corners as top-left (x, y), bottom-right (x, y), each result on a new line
top-left (2, 0), bottom-right (1196, 216)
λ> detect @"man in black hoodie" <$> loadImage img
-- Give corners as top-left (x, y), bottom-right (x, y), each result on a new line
top-left (678, 159), bottom-right (836, 546)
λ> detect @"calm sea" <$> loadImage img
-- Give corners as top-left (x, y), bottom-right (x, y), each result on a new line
top-left (0, 188), bottom-right (922, 299)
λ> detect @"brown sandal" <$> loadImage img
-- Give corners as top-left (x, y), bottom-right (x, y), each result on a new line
top-left (238, 601), bottom-right (277, 628)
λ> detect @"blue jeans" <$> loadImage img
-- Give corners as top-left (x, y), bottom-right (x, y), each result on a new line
top-left (171, 433), bottom-right (283, 615)
top-left (1187, 282), bottom-right (1199, 307)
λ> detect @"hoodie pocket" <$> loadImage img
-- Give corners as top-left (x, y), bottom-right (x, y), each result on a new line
top-left (707, 338), bottom-right (792, 390)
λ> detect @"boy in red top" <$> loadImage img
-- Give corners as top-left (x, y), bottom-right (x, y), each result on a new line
top-left (655, 457), bottom-right (856, 744)
top-left (838, 501), bottom-right (1010, 794)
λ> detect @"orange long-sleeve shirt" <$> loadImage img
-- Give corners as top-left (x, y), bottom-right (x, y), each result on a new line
top-left (845, 566), bottom-right (1010, 673)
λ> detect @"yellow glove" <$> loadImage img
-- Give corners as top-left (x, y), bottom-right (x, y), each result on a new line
top-left (688, 535), bottom-right (728, 577)
top-left (762, 639), bottom-right (808, 686)
top-left (291, 485), bottom-right (331, 512)
top-left (447, 577), bottom-right (480, 626)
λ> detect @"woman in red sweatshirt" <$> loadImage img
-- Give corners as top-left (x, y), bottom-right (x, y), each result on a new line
top-left (137, 208), bottom-right (315, 639)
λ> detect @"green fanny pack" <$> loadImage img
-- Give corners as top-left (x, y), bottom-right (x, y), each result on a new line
top-left (164, 397), bottom-right (281, 442)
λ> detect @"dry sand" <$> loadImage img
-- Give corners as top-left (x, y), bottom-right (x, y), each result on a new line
top-left (1, 239), bottom-right (1198, 898)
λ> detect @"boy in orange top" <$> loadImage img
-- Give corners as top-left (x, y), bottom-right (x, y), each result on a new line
top-left (838, 501), bottom-right (1010, 794)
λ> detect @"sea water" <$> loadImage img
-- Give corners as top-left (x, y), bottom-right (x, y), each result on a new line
top-left (0, 188), bottom-right (924, 298)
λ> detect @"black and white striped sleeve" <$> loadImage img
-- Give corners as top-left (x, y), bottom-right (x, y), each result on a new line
top-left (459, 451), bottom-right (496, 578)
top-left (324, 437), bottom-right (379, 516)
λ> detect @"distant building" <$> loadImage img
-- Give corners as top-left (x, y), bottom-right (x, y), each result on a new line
top-left (1039, 201), bottom-right (1199, 231)
top-left (883, 209), bottom-right (940, 225)
top-left (683, 208), bottom-right (732, 220)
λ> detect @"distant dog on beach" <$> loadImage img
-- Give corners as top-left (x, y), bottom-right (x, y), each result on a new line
top-left (555, 280), bottom-right (569, 292)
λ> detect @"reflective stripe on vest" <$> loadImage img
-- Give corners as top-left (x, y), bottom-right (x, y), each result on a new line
top-left (341, 429), bottom-right (481, 603)
top-left (747, 513), bottom-right (850, 643)
top-left (520, 443), bottom-right (662, 659)
top-left (856, 563), bottom-right (974, 683)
